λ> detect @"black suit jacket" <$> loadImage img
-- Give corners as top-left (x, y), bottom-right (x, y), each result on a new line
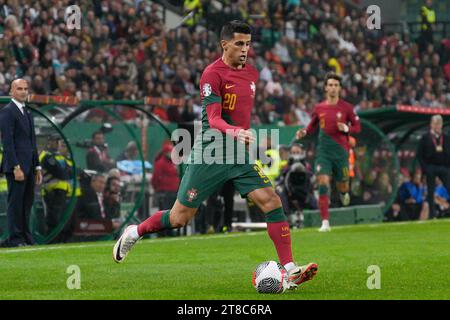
top-left (0, 101), bottom-right (39, 175)
top-left (76, 188), bottom-right (109, 220)
top-left (417, 131), bottom-right (450, 170)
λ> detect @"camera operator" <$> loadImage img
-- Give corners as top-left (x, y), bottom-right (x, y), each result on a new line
top-left (276, 143), bottom-right (315, 227)
top-left (86, 131), bottom-right (115, 173)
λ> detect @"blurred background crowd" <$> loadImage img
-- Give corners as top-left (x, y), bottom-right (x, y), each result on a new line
top-left (0, 0), bottom-right (448, 127)
top-left (0, 0), bottom-right (449, 243)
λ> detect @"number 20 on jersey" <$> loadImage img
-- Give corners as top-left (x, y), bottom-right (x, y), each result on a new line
top-left (223, 93), bottom-right (237, 111)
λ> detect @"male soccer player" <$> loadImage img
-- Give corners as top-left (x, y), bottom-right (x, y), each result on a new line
top-left (296, 73), bottom-right (361, 232)
top-left (113, 20), bottom-right (317, 289)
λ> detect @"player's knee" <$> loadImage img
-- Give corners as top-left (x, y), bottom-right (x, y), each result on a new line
top-left (317, 175), bottom-right (330, 185)
top-left (261, 191), bottom-right (282, 212)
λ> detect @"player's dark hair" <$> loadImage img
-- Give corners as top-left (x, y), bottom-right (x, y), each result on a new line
top-left (220, 20), bottom-right (252, 40)
top-left (323, 72), bottom-right (342, 88)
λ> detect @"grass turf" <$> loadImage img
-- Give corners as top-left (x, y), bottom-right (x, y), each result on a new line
top-left (0, 219), bottom-right (449, 300)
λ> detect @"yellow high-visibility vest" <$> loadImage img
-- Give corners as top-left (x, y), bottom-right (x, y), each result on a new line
top-left (256, 149), bottom-right (281, 186)
top-left (421, 6), bottom-right (436, 30)
top-left (39, 150), bottom-right (80, 196)
top-left (183, 0), bottom-right (202, 26)
top-left (0, 178), bottom-right (7, 193)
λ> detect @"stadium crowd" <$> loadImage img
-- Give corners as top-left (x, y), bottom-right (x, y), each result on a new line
top-left (0, 0), bottom-right (449, 243)
top-left (0, 0), bottom-right (448, 128)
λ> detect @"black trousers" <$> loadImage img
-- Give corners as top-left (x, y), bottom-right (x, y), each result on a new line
top-left (155, 191), bottom-right (178, 236)
top-left (400, 203), bottom-right (422, 221)
top-left (44, 189), bottom-right (69, 242)
top-left (5, 171), bottom-right (36, 246)
top-left (424, 164), bottom-right (450, 219)
top-left (206, 180), bottom-right (235, 232)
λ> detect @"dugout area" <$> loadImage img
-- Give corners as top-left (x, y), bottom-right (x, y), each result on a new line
top-left (0, 98), bottom-right (448, 243)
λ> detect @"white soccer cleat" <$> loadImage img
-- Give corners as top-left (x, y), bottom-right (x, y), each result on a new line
top-left (340, 192), bottom-right (350, 206)
top-left (287, 263), bottom-right (318, 290)
top-left (113, 225), bottom-right (141, 263)
top-left (318, 219), bottom-right (331, 232)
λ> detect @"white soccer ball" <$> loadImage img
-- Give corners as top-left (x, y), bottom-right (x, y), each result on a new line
top-left (252, 261), bottom-right (288, 294)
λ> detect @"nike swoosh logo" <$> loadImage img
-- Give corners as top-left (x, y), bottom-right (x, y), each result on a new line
top-left (281, 233), bottom-right (290, 237)
top-left (225, 84), bottom-right (235, 89)
top-left (115, 238), bottom-right (123, 261)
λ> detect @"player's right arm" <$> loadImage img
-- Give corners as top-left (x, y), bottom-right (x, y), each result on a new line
top-left (200, 70), bottom-right (254, 144)
top-left (296, 107), bottom-right (318, 140)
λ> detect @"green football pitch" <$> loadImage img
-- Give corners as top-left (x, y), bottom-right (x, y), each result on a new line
top-left (0, 219), bottom-right (449, 300)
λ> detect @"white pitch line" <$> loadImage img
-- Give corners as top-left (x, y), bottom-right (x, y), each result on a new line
top-left (0, 231), bottom-right (261, 254)
top-left (0, 219), bottom-right (447, 254)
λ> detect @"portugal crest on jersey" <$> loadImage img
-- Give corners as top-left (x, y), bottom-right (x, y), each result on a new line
top-left (186, 188), bottom-right (198, 202)
top-left (202, 83), bottom-right (212, 97)
top-left (250, 81), bottom-right (256, 95)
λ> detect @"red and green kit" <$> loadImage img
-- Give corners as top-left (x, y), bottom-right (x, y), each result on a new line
top-left (178, 58), bottom-right (272, 208)
top-left (305, 99), bottom-right (361, 182)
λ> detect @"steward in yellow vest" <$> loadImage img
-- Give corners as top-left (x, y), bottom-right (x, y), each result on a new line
top-left (39, 135), bottom-right (76, 236)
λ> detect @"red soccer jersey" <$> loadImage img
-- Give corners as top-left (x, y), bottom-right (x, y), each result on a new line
top-left (199, 58), bottom-right (258, 133)
top-left (305, 99), bottom-right (361, 151)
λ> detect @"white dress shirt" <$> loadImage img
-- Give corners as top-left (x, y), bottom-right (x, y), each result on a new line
top-left (97, 192), bottom-right (106, 219)
top-left (11, 98), bottom-right (25, 114)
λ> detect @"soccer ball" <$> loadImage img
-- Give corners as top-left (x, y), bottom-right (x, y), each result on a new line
top-left (252, 261), bottom-right (288, 294)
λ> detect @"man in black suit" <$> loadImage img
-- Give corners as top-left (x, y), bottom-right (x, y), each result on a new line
top-left (417, 114), bottom-right (450, 219)
top-left (0, 79), bottom-right (42, 247)
top-left (76, 174), bottom-right (107, 220)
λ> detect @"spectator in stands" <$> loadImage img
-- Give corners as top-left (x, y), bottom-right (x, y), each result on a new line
top-left (107, 168), bottom-right (121, 180)
top-left (0, 0), bottom-right (447, 128)
top-left (86, 131), bottom-right (115, 173)
top-left (116, 141), bottom-right (139, 162)
top-left (419, 0), bottom-right (436, 52)
top-left (76, 174), bottom-right (107, 220)
top-left (417, 115), bottom-right (450, 219)
top-left (395, 170), bottom-right (428, 221)
top-left (181, 98), bottom-right (199, 122)
top-left (151, 142), bottom-right (179, 236)
top-left (104, 176), bottom-right (122, 229)
top-left (434, 177), bottom-right (450, 218)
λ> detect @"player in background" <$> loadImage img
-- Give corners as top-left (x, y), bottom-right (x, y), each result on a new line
top-left (296, 73), bottom-right (361, 232)
top-left (113, 21), bottom-right (318, 289)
